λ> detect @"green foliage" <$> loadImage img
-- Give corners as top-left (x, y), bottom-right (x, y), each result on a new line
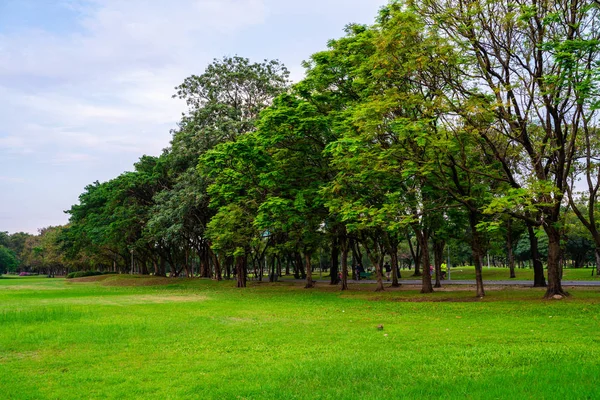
top-left (65, 271), bottom-right (105, 279)
top-left (0, 245), bottom-right (19, 273)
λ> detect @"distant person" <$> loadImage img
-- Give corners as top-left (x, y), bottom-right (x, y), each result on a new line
top-left (441, 262), bottom-right (447, 279)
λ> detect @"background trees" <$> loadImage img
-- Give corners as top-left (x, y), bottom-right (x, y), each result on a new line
top-left (6, 1), bottom-right (599, 299)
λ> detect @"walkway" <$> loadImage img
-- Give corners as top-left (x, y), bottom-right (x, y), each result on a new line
top-left (296, 279), bottom-right (600, 287)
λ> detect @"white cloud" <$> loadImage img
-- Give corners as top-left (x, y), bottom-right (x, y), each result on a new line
top-left (0, 0), bottom-right (387, 233)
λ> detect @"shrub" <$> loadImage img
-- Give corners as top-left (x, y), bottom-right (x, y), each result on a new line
top-left (66, 271), bottom-right (104, 279)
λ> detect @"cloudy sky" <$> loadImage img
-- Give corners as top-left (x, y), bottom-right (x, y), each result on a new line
top-left (0, 0), bottom-right (388, 234)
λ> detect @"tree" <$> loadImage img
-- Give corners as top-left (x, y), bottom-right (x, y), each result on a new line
top-left (413, 0), bottom-right (600, 298)
top-left (0, 246), bottom-right (19, 274)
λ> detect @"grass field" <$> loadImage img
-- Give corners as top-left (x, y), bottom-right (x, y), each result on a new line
top-left (1, 275), bottom-right (599, 399)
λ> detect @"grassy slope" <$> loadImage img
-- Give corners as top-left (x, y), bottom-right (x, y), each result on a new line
top-left (1, 276), bottom-right (599, 399)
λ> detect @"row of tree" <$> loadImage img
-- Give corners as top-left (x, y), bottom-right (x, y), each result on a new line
top-left (4, 0), bottom-right (599, 299)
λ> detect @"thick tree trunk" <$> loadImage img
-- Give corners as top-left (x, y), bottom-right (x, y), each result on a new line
top-left (236, 256), bottom-right (247, 288)
top-left (469, 213), bottom-right (485, 297)
top-left (507, 220), bottom-right (516, 279)
top-left (527, 225), bottom-right (547, 287)
top-left (330, 237), bottom-right (340, 285)
top-left (544, 227), bottom-right (568, 298)
top-left (414, 228), bottom-right (433, 294)
top-left (304, 252), bottom-right (314, 289)
top-left (595, 248), bottom-right (600, 276)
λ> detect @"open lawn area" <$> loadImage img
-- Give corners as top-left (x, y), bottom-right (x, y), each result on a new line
top-left (1, 275), bottom-right (599, 399)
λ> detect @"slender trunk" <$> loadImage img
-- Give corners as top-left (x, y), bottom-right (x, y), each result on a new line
top-left (469, 213), bottom-right (485, 297)
top-left (390, 247), bottom-right (400, 288)
top-left (304, 252), bottom-right (314, 289)
top-left (433, 240), bottom-right (444, 288)
top-left (365, 247), bottom-right (385, 292)
top-left (269, 257), bottom-right (277, 282)
top-left (544, 226), bottom-right (568, 298)
top-left (277, 256), bottom-right (282, 278)
top-left (341, 240), bottom-right (349, 291)
top-left (408, 234), bottom-right (421, 276)
top-left (595, 248), bottom-right (600, 276)
top-left (507, 220), bottom-right (516, 279)
top-left (184, 248), bottom-right (191, 278)
top-left (414, 228), bottom-right (433, 294)
top-left (330, 237), bottom-right (340, 285)
top-left (211, 248), bottom-right (222, 281)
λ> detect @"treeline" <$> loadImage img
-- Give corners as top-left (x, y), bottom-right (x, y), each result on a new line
top-left (4, 0), bottom-right (599, 299)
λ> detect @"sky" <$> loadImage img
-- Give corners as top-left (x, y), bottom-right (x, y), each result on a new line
top-left (0, 0), bottom-right (389, 234)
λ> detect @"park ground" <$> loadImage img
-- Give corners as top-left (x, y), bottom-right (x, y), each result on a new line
top-left (1, 274), bottom-right (599, 399)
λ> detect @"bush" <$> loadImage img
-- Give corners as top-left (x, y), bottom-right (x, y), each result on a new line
top-left (66, 271), bottom-right (104, 279)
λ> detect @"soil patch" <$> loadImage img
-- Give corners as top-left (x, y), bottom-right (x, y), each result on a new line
top-left (101, 276), bottom-right (174, 287)
top-left (69, 275), bottom-right (113, 283)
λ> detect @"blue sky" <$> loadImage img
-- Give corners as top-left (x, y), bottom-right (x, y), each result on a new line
top-left (0, 0), bottom-right (388, 234)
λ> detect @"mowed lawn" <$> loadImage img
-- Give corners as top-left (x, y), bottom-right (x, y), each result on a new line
top-left (0, 276), bottom-right (599, 399)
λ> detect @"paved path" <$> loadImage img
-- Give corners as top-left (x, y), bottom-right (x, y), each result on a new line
top-left (294, 279), bottom-right (600, 287)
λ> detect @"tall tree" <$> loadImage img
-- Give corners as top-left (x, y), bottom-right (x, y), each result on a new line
top-left (413, 0), bottom-right (600, 298)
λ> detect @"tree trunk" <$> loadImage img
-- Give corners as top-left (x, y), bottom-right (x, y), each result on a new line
top-left (507, 219), bottom-right (516, 279)
top-left (595, 248), bottom-right (600, 276)
top-left (414, 228), bottom-right (433, 294)
top-left (236, 255), bottom-right (247, 288)
top-left (390, 247), bottom-right (400, 288)
top-left (433, 240), bottom-right (444, 288)
top-left (408, 233), bottom-right (421, 276)
top-left (544, 226), bottom-right (568, 298)
top-left (469, 213), bottom-right (485, 297)
top-left (527, 225), bottom-right (547, 287)
top-left (341, 241), bottom-right (349, 291)
top-left (304, 252), bottom-right (314, 289)
top-left (211, 248), bottom-right (222, 281)
top-left (330, 237), bottom-right (340, 285)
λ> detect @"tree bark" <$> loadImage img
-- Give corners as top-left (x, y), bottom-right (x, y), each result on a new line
top-left (544, 226), bottom-right (568, 298)
top-left (210, 248), bottom-right (222, 281)
top-left (408, 233), bottom-right (421, 276)
top-left (507, 219), bottom-right (516, 279)
top-left (304, 252), bottom-right (314, 289)
top-left (390, 246), bottom-right (400, 288)
top-left (595, 248), bottom-right (600, 277)
top-left (433, 240), bottom-right (444, 288)
top-left (341, 239), bottom-right (349, 291)
top-left (330, 237), bottom-right (340, 285)
top-left (469, 213), bottom-right (485, 297)
top-left (527, 225), bottom-right (547, 287)
top-left (414, 228), bottom-right (433, 294)
top-left (236, 255), bottom-right (247, 288)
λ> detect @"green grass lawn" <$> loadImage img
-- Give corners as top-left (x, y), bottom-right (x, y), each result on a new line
top-left (1, 275), bottom-right (599, 399)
